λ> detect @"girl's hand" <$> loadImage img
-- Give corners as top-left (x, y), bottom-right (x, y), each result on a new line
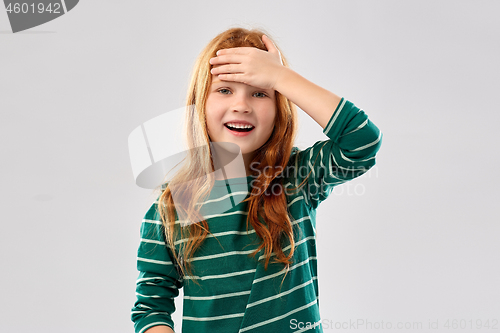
top-left (209, 35), bottom-right (285, 91)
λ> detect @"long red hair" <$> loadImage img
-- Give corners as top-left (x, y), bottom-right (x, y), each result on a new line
top-left (156, 27), bottom-right (308, 287)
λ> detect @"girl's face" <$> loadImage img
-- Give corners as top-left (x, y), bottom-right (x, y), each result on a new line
top-left (205, 68), bottom-right (277, 162)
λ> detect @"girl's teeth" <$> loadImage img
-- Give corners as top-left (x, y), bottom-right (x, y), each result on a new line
top-left (227, 124), bottom-right (253, 129)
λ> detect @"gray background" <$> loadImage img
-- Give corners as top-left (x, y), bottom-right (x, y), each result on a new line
top-left (1, 0), bottom-right (499, 332)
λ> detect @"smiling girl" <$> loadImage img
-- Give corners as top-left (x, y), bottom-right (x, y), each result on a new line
top-left (131, 27), bottom-right (382, 333)
top-left (205, 67), bottom-right (277, 179)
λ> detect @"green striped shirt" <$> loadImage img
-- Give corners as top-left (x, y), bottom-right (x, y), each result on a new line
top-left (131, 98), bottom-right (382, 333)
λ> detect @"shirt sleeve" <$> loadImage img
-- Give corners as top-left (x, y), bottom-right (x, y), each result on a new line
top-left (287, 97), bottom-right (382, 210)
top-left (131, 195), bottom-right (183, 333)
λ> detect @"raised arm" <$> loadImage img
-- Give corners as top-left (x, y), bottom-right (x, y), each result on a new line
top-left (209, 34), bottom-right (343, 132)
top-left (209, 37), bottom-right (382, 210)
top-left (273, 66), bottom-right (342, 131)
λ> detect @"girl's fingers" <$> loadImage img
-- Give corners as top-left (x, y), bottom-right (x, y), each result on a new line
top-left (210, 54), bottom-right (242, 66)
top-left (262, 35), bottom-right (272, 49)
top-left (262, 35), bottom-right (283, 65)
top-left (210, 63), bottom-right (225, 75)
top-left (211, 63), bottom-right (242, 75)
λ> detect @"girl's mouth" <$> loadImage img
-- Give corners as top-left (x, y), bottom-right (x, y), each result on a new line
top-left (224, 123), bottom-right (255, 137)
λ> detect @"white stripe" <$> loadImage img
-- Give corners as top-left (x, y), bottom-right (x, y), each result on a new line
top-left (329, 152), bottom-right (368, 172)
top-left (185, 248), bottom-right (258, 263)
top-left (324, 98), bottom-right (346, 133)
top-left (174, 229), bottom-right (252, 245)
top-left (183, 312), bottom-right (245, 321)
top-left (339, 149), bottom-right (376, 163)
top-left (143, 219), bottom-right (162, 225)
top-left (253, 255), bottom-right (317, 284)
top-left (308, 159), bottom-right (315, 178)
top-left (184, 290), bottom-right (251, 300)
top-left (322, 178), bottom-right (347, 188)
top-left (321, 148), bottom-right (346, 180)
top-left (246, 278), bottom-right (314, 308)
top-left (350, 131), bottom-right (382, 152)
top-left (135, 292), bottom-right (161, 298)
top-left (288, 196), bottom-right (303, 207)
top-left (146, 311), bottom-right (172, 317)
top-left (309, 145), bottom-right (320, 178)
top-left (341, 118), bottom-right (368, 137)
top-left (137, 257), bottom-right (173, 265)
top-left (239, 299), bottom-right (318, 332)
top-left (141, 238), bottom-right (165, 245)
top-left (136, 277), bottom-right (166, 283)
top-left (258, 235), bottom-right (315, 261)
top-left (184, 268), bottom-right (256, 281)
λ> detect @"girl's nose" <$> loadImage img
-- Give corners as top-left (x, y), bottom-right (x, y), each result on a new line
top-left (231, 93), bottom-right (251, 112)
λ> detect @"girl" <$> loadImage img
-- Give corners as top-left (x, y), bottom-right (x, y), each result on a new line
top-left (131, 27), bottom-right (382, 333)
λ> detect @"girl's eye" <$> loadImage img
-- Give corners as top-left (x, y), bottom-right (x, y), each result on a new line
top-left (216, 89), bottom-right (267, 97)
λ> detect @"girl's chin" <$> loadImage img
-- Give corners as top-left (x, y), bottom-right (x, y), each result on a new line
top-left (209, 140), bottom-right (258, 155)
